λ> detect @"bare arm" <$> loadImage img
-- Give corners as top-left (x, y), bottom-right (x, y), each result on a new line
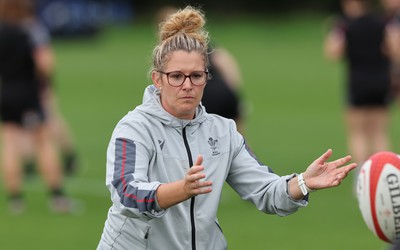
top-left (385, 23), bottom-right (400, 64)
top-left (34, 45), bottom-right (55, 81)
top-left (324, 29), bottom-right (345, 61)
top-left (210, 48), bottom-right (242, 90)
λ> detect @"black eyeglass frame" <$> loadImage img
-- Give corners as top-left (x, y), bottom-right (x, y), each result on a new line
top-left (157, 70), bottom-right (211, 87)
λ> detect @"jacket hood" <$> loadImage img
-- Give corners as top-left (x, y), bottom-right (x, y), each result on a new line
top-left (136, 85), bottom-right (207, 129)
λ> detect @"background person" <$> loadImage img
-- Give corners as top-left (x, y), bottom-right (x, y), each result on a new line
top-left (19, 1), bottom-right (79, 177)
top-left (203, 46), bottom-right (245, 134)
top-left (97, 6), bottom-right (356, 250)
top-left (0, 0), bottom-right (72, 213)
top-left (381, 0), bottom-right (400, 103)
top-left (324, 0), bottom-right (394, 166)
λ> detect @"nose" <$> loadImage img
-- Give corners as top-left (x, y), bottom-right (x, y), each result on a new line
top-left (181, 75), bottom-right (193, 89)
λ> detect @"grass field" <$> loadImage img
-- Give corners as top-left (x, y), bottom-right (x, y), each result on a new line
top-left (0, 13), bottom-right (398, 249)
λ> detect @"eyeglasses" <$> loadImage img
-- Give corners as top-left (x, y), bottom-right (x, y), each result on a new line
top-left (157, 70), bottom-right (210, 87)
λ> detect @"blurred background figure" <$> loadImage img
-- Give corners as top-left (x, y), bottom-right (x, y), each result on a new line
top-left (0, 0), bottom-right (73, 213)
top-left (155, 6), bottom-right (246, 135)
top-left (203, 46), bottom-right (245, 134)
top-left (323, 0), bottom-right (394, 166)
top-left (24, 85), bottom-right (79, 177)
top-left (381, 0), bottom-right (400, 102)
top-left (42, 89), bottom-right (78, 176)
top-left (381, 0), bottom-right (400, 20)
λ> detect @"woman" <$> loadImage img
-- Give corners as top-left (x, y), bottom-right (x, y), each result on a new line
top-left (202, 46), bottom-right (245, 134)
top-left (0, 0), bottom-right (71, 213)
top-left (97, 6), bottom-right (356, 250)
top-left (324, 0), bottom-right (393, 165)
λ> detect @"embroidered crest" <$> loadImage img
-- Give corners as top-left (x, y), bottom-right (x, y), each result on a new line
top-left (158, 139), bottom-right (165, 150)
top-left (208, 137), bottom-right (220, 156)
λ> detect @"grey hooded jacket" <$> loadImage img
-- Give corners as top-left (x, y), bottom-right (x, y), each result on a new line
top-left (97, 85), bottom-right (308, 250)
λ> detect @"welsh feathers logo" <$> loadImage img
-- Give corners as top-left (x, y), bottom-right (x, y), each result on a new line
top-left (208, 137), bottom-right (220, 156)
top-left (158, 139), bottom-right (165, 150)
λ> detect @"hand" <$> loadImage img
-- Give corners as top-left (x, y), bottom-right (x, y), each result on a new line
top-left (183, 155), bottom-right (213, 197)
top-left (303, 149), bottom-right (357, 190)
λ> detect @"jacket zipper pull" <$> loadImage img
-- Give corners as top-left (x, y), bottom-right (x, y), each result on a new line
top-left (144, 228), bottom-right (150, 239)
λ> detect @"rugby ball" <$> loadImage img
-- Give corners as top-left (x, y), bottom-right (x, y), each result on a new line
top-left (356, 151), bottom-right (400, 243)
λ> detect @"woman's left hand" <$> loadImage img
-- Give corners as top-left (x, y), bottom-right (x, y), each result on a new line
top-left (303, 149), bottom-right (357, 190)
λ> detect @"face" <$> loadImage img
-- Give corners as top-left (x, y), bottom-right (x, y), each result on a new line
top-left (152, 50), bottom-right (206, 120)
top-left (341, 0), bottom-right (365, 17)
top-left (381, 0), bottom-right (400, 13)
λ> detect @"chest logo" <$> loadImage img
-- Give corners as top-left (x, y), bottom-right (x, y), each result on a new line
top-left (208, 137), bottom-right (220, 156)
top-left (158, 139), bottom-right (165, 150)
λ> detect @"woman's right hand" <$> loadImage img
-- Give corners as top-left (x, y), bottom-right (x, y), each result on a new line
top-left (183, 155), bottom-right (213, 197)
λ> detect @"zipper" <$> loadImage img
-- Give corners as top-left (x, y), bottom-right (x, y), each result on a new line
top-left (182, 127), bottom-right (196, 250)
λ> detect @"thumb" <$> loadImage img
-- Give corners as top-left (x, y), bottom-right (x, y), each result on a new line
top-left (315, 149), bottom-right (332, 163)
top-left (194, 155), bottom-right (203, 166)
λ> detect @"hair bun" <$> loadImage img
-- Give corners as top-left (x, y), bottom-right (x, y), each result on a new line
top-left (159, 6), bottom-right (207, 44)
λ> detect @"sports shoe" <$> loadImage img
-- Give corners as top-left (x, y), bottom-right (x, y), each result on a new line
top-left (49, 196), bottom-right (73, 214)
top-left (9, 198), bottom-right (26, 215)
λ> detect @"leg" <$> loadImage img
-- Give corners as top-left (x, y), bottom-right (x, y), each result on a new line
top-left (34, 122), bottom-right (73, 213)
top-left (33, 123), bottom-right (63, 190)
top-left (365, 107), bottom-right (390, 154)
top-left (0, 123), bottom-right (27, 213)
top-left (345, 107), bottom-right (370, 165)
top-left (43, 89), bottom-right (78, 175)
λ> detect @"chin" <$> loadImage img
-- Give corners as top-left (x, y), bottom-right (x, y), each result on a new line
top-left (177, 107), bottom-right (197, 119)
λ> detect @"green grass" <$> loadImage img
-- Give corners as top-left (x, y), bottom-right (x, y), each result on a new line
top-left (0, 14), bottom-right (397, 249)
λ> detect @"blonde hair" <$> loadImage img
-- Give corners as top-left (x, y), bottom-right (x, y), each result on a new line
top-left (151, 6), bottom-right (210, 72)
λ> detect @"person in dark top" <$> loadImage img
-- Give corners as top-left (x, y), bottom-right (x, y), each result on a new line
top-left (0, 0), bottom-right (72, 214)
top-left (202, 47), bottom-right (245, 134)
top-left (324, 0), bottom-right (394, 166)
top-left (381, 0), bottom-right (400, 100)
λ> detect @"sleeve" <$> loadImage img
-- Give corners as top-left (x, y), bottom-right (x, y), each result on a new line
top-left (23, 20), bottom-right (51, 49)
top-left (226, 130), bottom-right (307, 217)
top-left (105, 121), bottom-right (166, 220)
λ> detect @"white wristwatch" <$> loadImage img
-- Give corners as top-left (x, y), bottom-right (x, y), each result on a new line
top-left (297, 173), bottom-right (315, 196)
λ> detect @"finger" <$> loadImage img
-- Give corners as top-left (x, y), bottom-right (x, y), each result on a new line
top-left (331, 172), bottom-right (344, 186)
top-left (332, 179), bottom-right (341, 187)
top-left (194, 180), bottom-right (213, 189)
top-left (187, 172), bottom-right (206, 182)
top-left (315, 149), bottom-right (332, 163)
top-left (187, 166), bottom-right (204, 176)
top-left (343, 163), bottom-right (357, 173)
top-left (193, 181), bottom-right (213, 193)
top-left (336, 163), bottom-right (357, 176)
top-left (334, 164), bottom-right (356, 183)
top-left (193, 187), bottom-right (213, 195)
top-left (329, 155), bottom-right (352, 168)
top-left (194, 155), bottom-right (203, 166)
top-left (188, 155), bottom-right (205, 175)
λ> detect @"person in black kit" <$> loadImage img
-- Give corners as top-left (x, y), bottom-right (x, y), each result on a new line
top-left (324, 0), bottom-right (394, 166)
top-left (381, 0), bottom-right (400, 101)
top-left (0, 0), bottom-right (72, 213)
top-left (202, 47), bottom-right (245, 134)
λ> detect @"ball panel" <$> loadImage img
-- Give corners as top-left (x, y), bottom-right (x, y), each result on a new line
top-left (357, 151), bottom-right (400, 244)
top-left (375, 164), bottom-right (399, 242)
top-left (357, 161), bottom-right (376, 236)
top-left (369, 154), bottom-right (391, 243)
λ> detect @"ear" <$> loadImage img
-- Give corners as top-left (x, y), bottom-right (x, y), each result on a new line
top-left (152, 71), bottom-right (162, 89)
